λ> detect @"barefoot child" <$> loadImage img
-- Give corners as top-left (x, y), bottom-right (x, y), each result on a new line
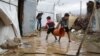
top-left (57, 13), bottom-right (71, 42)
top-left (45, 16), bottom-right (57, 40)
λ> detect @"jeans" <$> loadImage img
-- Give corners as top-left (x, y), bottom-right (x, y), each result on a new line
top-left (37, 20), bottom-right (41, 30)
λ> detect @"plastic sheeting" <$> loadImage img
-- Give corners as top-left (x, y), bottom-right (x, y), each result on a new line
top-left (0, 9), bottom-right (11, 26)
top-left (23, 0), bottom-right (37, 36)
top-left (37, 1), bottom-right (56, 27)
top-left (0, 1), bottom-right (20, 44)
top-left (0, 24), bottom-right (15, 45)
top-left (95, 9), bottom-right (100, 31)
top-left (94, 0), bottom-right (100, 31)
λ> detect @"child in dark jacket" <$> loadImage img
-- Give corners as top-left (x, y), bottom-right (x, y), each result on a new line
top-left (57, 13), bottom-right (71, 42)
top-left (45, 16), bottom-right (57, 40)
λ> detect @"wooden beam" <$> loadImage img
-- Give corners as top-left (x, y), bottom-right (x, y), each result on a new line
top-left (18, 0), bottom-right (24, 36)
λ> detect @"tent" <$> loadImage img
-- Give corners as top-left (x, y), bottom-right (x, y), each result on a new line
top-left (37, 1), bottom-right (55, 27)
top-left (0, 0), bottom-right (20, 45)
top-left (95, 5), bottom-right (100, 31)
top-left (22, 0), bottom-right (37, 36)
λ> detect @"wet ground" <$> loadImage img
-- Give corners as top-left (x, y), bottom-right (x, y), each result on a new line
top-left (20, 31), bottom-right (81, 56)
top-left (0, 31), bottom-right (100, 56)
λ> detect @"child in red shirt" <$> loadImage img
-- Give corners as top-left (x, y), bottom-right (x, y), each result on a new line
top-left (45, 16), bottom-right (57, 40)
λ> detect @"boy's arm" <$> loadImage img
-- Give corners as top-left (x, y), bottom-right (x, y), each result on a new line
top-left (56, 20), bottom-right (61, 28)
top-left (45, 22), bottom-right (48, 29)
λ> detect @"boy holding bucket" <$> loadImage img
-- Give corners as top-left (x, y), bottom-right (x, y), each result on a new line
top-left (56, 13), bottom-right (71, 42)
top-left (45, 16), bottom-right (57, 40)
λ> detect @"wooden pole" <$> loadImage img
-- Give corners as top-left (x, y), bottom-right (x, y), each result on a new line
top-left (18, 0), bottom-right (24, 36)
top-left (76, 1), bottom-right (95, 56)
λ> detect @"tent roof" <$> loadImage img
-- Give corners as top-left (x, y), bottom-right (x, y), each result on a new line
top-left (0, 8), bottom-right (12, 26)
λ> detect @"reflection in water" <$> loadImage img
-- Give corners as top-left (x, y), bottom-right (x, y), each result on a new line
top-left (39, 31), bottom-right (71, 56)
top-left (5, 31), bottom-right (100, 56)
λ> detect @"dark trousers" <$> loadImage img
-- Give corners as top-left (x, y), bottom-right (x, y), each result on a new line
top-left (47, 28), bottom-right (55, 34)
top-left (46, 28), bottom-right (57, 40)
top-left (37, 20), bottom-right (41, 30)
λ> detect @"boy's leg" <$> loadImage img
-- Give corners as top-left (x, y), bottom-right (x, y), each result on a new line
top-left (67, 31), bottom-right (71, 42)
top-left (52, 34), bottom-right (57, 40)
top-left (58, 36), bottom-right (61, 42)
top-left (51, 28), bottom-right (57, 40)
top-left (65, 27), bottom-right (71, 42)
top-left (46, 34), bottom-right (49, 40)
top-left (54, 36), bottom-right (57, 40)
top-left (46, 29), bottom-right (50, 40)
top-left (40, 21), bottom-right (42, 30)
top-left (39, 20), bottom-right (41, 31)
top-left (37, 21), bottom-right (39, 30)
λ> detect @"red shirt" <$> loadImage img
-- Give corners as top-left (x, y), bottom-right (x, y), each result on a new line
top-left (45, 19), bottom-right (55, 29)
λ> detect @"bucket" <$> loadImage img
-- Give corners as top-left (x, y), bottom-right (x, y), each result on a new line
top-left (53, 27), bottom-right (65, 37)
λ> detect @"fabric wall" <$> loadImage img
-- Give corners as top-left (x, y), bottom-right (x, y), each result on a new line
top-left (23, 0), bottom-right (37, 36)
top-left (95, 0), bottom-right (100, 31)
top-left (37, 1), bottom-right (55, 27)
top-left (0, 22), bottom-right (15, 45)
top-left (0, 0), bottom-right (20, 44)
top-left (0, 1), bottom-right (20, 37)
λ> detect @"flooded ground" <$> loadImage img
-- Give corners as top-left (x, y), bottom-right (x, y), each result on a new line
top-left (20, 31), bottom-right (81, 56)
top-left (0, 31), bottom-right (100, 56)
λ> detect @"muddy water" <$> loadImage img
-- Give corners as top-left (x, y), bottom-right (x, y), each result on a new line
top-left (22, 31), bottom-right (100, 56)
top-left (19, 31), bottom-right (80, 56)
top-left (1, 31), bottom-right (100, 56)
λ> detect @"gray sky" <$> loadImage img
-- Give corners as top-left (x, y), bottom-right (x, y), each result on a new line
top-left (38, 0), bottom-right (94, 15)
top-left (38, 0), bottom-right (94, 26)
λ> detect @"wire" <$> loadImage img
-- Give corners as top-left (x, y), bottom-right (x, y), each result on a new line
top-left (0, 0), bottom-right (17, 7)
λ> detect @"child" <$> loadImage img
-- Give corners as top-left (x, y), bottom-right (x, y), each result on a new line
top-left (45, 16), bottom-right (57, 40)
top-left (36, 13), bottom-right (43, 31)
top-left (57, 13), bottom-right (71, 42)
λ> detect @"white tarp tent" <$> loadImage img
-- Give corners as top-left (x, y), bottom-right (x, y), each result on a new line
top-left (23, 0), bottom-right (37, 36)
top-left (0, 0), bottom-right (20, 45)
top-left (95, 0), bottom-right (100, 32)
top-left (37, 1), bottom-right (55, 27)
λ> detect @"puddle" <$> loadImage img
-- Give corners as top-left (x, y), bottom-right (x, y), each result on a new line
top-left (0, 48), bottom-right (7, 54)
top-left (20, 42), bottom-right (32, 48)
